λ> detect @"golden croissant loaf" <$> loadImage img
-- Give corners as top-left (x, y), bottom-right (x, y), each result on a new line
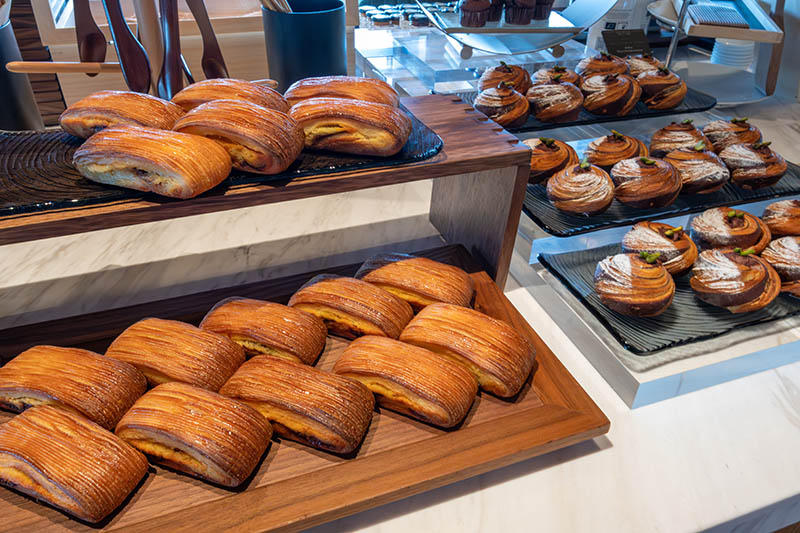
top-left (546, 161), bottom-right (615, 216)
top-left (219, 356), bottom-right (374, 454)
top-left (532, 65), bottom-right (580, 85)
top-left (762, 199), bottom-right (800, 237)
top-left (576, 52), bottom-right (629, 77)
top-left (594, 253), bottom-right (676, 316)
top-left (637, 68), bottom-right (687, 110)
top-left (611, 157), bottom-right (682, 209)
top-left (625, 53), bottom-right (664, 77)
top-left (105, 317), bottom-right (245, 391)
top-left (702, 118), bottom-right (762, 153)
top-left (284, 75), bottom-right (399, 107)
top-left (522, 137), bottom-right (579, 183)
top-left (474, 82), bottom-right (530, 128)
top-left (649, 119), bottom-right (713, 158)
top-left (289, 275), bottom-right (413, 339)
top-left (59, 90), bottom-right (184, 139)
top-left (199, 297), bottom-right (328, 364)
top-left (479, 62), bottom-right (532, 95)
top-left (761, 236), bottom-right (800, 296)
top-left (690, 249), bottom-right (780, 313)
top-left (399, 303), bottom-right (535, 398)
top-left (355, 253), bottom-right (475, 311)
top-left (689, 207), bottom-right (771, 253)
top-left (72, 125), bottom-right (232, 199)
top-left (525, 80), bottom-right (583, 123)
top-left (719, 141), bottom-right (787, 189)
top-left (171, 78), bottom-right (289, 113)
top-left (116, 382), bottom-right (271, 487)
top-left (664, 143), bottom-right (730, 195)
top-left (333, 336), bottom-right (478, 428)
top-left (0, 406), bottom-right (148, 523)
top-left (289, 97), bottom-right (412, 157)
top-left (585, 130), bottom-right (648, 170)
top-left (621, 222), bottom-right (698, 276)
top-left (581, 74), bottom-right (641, 116)
top-left (0, 345), bottom-right (146, 430)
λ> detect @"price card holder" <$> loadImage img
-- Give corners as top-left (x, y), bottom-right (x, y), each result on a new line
top-left (602, 29), bottom-right (652, 57)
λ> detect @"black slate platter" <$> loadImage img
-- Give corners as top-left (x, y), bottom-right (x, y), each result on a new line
top-left (0, 106), bottom-right (443, 216)
top-left (539, 244), bottom-right (800, 354)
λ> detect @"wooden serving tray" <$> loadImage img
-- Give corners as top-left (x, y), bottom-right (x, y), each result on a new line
top-left (0, 245), bottom-right (609, 532)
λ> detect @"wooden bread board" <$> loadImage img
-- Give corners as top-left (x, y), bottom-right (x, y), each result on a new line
top-left (0, 245), bottom-right (609, 532)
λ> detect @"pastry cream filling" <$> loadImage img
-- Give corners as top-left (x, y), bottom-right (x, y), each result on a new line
top-left (348, 376), bottom-right (444, 423)
top-left (0, 462), bottom-right (77, 516)
top-left (84, 162), bottom-right (173, 190)
top-left (291, 304), bottom-right (385, 336)
top-left (208, 137), bottom-right (263, 168)
top-left (406, 342), bottom-right (504, 394)
top-left (230, 337), bottom-right (300, 363)
top-left (245, 402), bottom-right (343, 450)
top-left (126, 439), bottom-right (209, 476)
top-left (372, 284), bottom-right (434, 308)
top-left (305, 123), bottom-right (394, 148)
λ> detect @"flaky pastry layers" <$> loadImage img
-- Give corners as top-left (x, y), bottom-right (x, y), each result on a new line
top-left (474, 83), bottom-right (530, 128)
top-left (106, 318), bottom-right (245, 391)
top-left (285, 75), bottom-right (399, 107)
top-left (761, 236), bottom-right (800, 296)
top-left (72, 125), bottom-right (232, 199)
top-left (220, 356), bottom-right (374, 454)
top-left (689, 207), bottom-right (771, 253)
top-left (664, 144), bottom-right (729, 195)
top-left (637, 68), bottom-right (687, 110)
top-left (581, 74), bottom-right (642, 116)
top-left (585, 131), bottom-right (648, 170)
top-left (576, 52), bottom-right (629, 77)
top-left (199, 297), bottom-right (328, 364)
top-left (621, 222), bottom-right (698, 276)
top-left (59, 90), bottom-right (184, 139)
top-left (610, 157), bottom-right (682, 209)
top-left (546, 162), bottom-right (615, 216)
top-left (719, 142), bottom-right (787, 189)
top-left (762, 200), bottom-right (800, 237)
top-left (171, 78), bottom-right (289, 113)
top-left (478, 62), bottom-right (533, 95)
top-left (522, 137), bottom-right (580, 183)
top-left (0, 345), bottom-right (146, 430)
top-left (116, 382), bottom-right (271, 487)
top-left (0, 406), bottom-right (148, 523)
top-left (334, 336), bottom-right (477, 428)
top-left (594, 253), bottom-right (676, 317)
top-left (690, 249), bottom-right (781, 313)
top-left (649, 120), bottom-right (712, 158)
top-left (702, 118), bottom-right (762, 153)
top-left (399, 303), bottom-right (535, 398)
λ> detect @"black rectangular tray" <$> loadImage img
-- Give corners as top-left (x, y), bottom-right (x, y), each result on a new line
top-left (539, 244), bottom-right (800, 354)
top-left (0, 106), bottom-right (443, 216)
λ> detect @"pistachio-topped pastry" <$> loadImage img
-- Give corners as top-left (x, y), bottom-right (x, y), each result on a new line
top-left (171, 78), bottom-right (289, 113)
top-left (581, 74), bottom-right (642, 116)
top-left (284, 75), bottom-right (399, 107)
top-left (594, 252), bottom-right (675, 316)
top-left (689, 207), bottom-right (771, 253)
top-left (665, 141), bottom-right (730, 194)
top-left (474, 81), bottom-right (529, 128)
top-left (576, 52), bottom-right (629, 77)
top-left (532, 65), bottom-right (580, 85)
top-left (525, 77), bottom-right (583, 123)
top-left (546, 159), bottom-right (615, 215)
top-left (761, 236), bottom-right (800, 295)
top-left (625, 53), bottom-right (664, 77)
top-left (637, 68), bottom-right (687, 109)
top-left (522, 137), bottom-right (579, 183)
top-left (621, 222), bottom-right (698, 275)
top-left (610, 156), bottom-right (682, 208)
top-left (649, 119), bottom-right (713, 158)
top-left (719, 141), bottom-right (788, 189)
top-left (585, 130), bottom-right (648, 170)
top-left (702, 118), bottom-right (762, 153)
top-left (762, 200), bottom-right (800, 237)
top-left (690, 248), bottom-right (781, 313)
top-left (478, 61), bottom-right (532, 94)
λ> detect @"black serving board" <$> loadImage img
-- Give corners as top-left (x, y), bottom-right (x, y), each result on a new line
top-left (539, 244), bottom-right (800, 354)
top-left (0, 106), bottom-right (443, 216)
top-left (457, 86), bottom-right (717, 134)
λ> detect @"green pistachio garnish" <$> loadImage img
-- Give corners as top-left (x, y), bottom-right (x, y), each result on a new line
top-left (731, 117), bottom-right (749, 124)
top-left (539, 137), bottom-right (555, 147)
top-left (682, 119), bottom-right (694, 125)
top-left (735, 247), bottom-right (756, 256)
top-left (611, 130), bottom-right (624, 140)
top-left (727, 210), bottom-right (738, 218)
top-left (693, 141), bottom-right (706, 152)
top-left (499, 60), bottom-right (509, 70)
top-left (664, 225), bottom-right (683, 237)
top-left (753, 141), bottom-right (772, 150)
top-left (552, 74), bottom-right (563, 83)
top-left (553, 65), bottom-right (566, 72)
top-left (640, 157), bottom-right (656, 165)
top-left (733, 247), bottom-right (742, 253)
top-left (600, 51), bottom-right (611, 58)
top-left (579, 158), bottom-right (591, 170)
top-left (498, 80), bottom-right (514, 90)
top-left (638, 251), bottom-right (662, 264)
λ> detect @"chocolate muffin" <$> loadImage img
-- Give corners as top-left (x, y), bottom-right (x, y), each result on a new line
top-left (458, 0), bottom-right (491, 27)
top-left (504, 0), bottom-right (535, 24)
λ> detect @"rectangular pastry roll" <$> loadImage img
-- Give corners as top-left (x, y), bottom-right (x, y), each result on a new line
top-left (399, 303), bottom-right (536, 398)
top-left (356, 253), bottom-right (475, 311)
top-left (288, 275), bottom-right (413, 339)
top-left (115, 382), bottom-right (271, 487)
top-left (0, 405), bottom-right (148, 523)
top-left (219, 356), bottom-right (374, 455)
top-left (284, 76), bottom-right (399, 108)
top-left (0, 345), bottom-right (147, 430)
top-left (199, 297), bottom-right (327, 365)
top-left (171, 78), bottom-right (289, 113)
top-left (105, 318), bottom-right (246, 391)
top-left (334, 336), bottom-right (477, 428)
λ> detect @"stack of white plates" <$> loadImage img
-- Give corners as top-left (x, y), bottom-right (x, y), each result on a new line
top-left (710, 38), bottom-right (755, 69)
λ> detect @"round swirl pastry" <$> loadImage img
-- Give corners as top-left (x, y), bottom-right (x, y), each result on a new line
top-left (474, 82), bottom-right (529, 128)
top-left (525, 79), bottom-right (583, 122)
top-left (532, 65), bottom-right (580, 85)
top-left (581, 74), bottom-right (641, 116)
top-left (546, 161), bottom-right (614, 215)
top-left (664, 142), bottom-right (730, 195)
top-left (576, 52), bottom-right (629, 78)
top-left (625, 53), bottom-right (664, 77)
top-left (637, 68), bottom-right (687, 109)
top-left (719, 141), bottom-right (788, 189)
top-left (761, 236), bottom-right (800, 296)
top-left (585, 130), bottom-right (647, 170)
top-left (702, 118), bottom-right (762, 153)
top-left (649, 119), bottom-right (713, 158)
top-left (478, 61), bottom-right (532, 94)
top-left (621, 222), bottom-right (698, 276)
top-left (762, 200), bottom-right (800, 237)
top-left (522, 137), bottom-right (579, 183)
top-left (594, 253), bottom-right (675, 316)
top-left (690, 249), bottom-right (781, 313)
top-left (610, 157), bottom-right (681, 208)
top-left (689, 207), bottom-right (771, 253)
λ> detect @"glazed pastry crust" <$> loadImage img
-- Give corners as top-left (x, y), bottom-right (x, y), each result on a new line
top-left (649, 121), bottom-right (713, 158)
top-left (173, 99), bottom-right (303, 175)
top-left (116, 382), bottom-right (271, 487)
top-left (594, 253), bottom-right (676, 316)
top-left (333, 336), bottom-right (478, 428)
top-left (581, 74), bottom-right (642, 116)
top-left (689, 207), bottom-right (772, 253)
top-left (284, 76), bottom-right (399, 108)
top-left (289, 97), bottom-right (412, 157)
top-left (625, 54), bottom-right (664, 77)
top-left (532, 66), bottom-right (580, 85)
top-left (664, 146), bottom-right (729, 194)
top-left (525, 81), bottom-right (583, 123)
top-left (399, 303), bottom-right (536, 398)
top-left (106, 317), bottom-right (245, 391)
top-left (171, 78), bottom-right (289, 113)
top-left (637, 69), bottom-right (687, 109)
top-left (356, 253), bottom-right (475, 311)
top-left (199, 297), bottom-right (328, 364)
top-left (702, 119), bottom-right (762, 153)
top-left (576, 53), bottom-right (629, 77)
top-left (585, 132), bottom-right (648, 170)
top-left (0, 406), bottom-right (148, 523)
top-left (546, 162), bottom-right (615, 216)
top-left (761, 236), bottom-right (800, 296)
top-left (610, 157), bottom-right (682, 208)
top-left (719, 142), bottom-right (788, 189)
top-left (522, 137), bottom-right (579, 183)
top-left (219, 356), bottom-right (375, 454)
top-left (621, 222), bottom-right (698, 276)
top-left (690, 249), bottom-right (781, 313)
top-left (59, 90), bottom-right (184, 139)
top-left (474, 84), bottom-right (530, 128)
top-left (479, 63), bottom-right (533, 94)
top-left (0, 345), bottom-right (146, 430)
top-left (72, 125), bottom-right (232, 199)
top-left (762, 200), bottom-right (800, 237)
